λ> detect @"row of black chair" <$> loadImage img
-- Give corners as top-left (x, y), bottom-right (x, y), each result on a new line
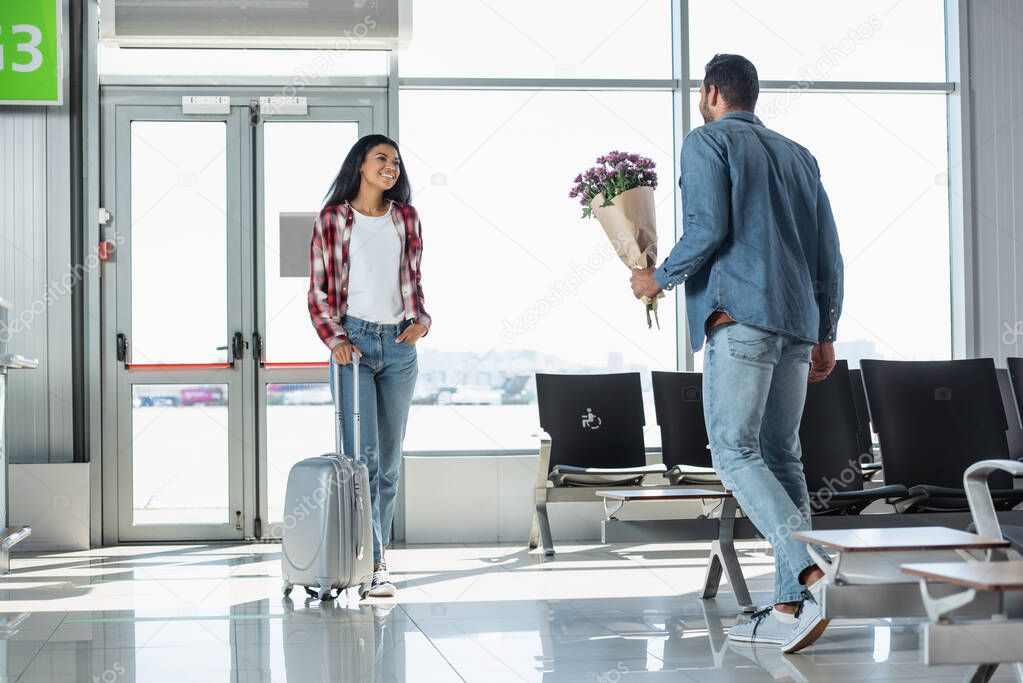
top-left (653, 361), bottom-right (905, 515)
top-left (529, 357), bottom-right (1023, 554)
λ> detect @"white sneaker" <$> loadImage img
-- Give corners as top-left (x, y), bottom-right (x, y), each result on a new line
top-left (366, 565), bottom-right (396, 598)
top-left (728, 606), bottom-right (797, 645)
top-left (782, 581), bottom-right (829, 653)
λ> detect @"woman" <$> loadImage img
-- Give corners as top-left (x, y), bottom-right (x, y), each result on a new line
top-left (308, 134), bottom-right (430, 598)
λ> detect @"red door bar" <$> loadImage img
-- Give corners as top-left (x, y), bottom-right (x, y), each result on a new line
top-left (126, 363), bottom-right (233, 370)
top-left (262, 362), bottom-right (329, 369)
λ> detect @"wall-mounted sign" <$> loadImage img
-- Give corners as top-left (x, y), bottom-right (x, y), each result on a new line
top-left (0, 0), bottom-right (62, 105)
top-left (279, 212), bottom-right (318, 278)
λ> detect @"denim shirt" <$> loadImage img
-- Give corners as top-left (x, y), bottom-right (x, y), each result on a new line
top-left (654, 111), bottom-right (844, 351)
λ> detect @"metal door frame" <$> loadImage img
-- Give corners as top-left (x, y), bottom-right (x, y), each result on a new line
top-left (253, 98), bottom-right (383, 539)
top-left (100, 86), bottom-right (386, 543)
top-left (102, 95), bottom-right (249, 541)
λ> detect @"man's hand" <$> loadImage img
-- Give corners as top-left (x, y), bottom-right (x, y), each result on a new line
top-left (396, 322), bottom-right (428, 345)
top-left (332, 340), bottom-right (362, 365)
top-left (809, 342), bottom-right (836, 383)
top-left (630, 267), bottom-right (662, 299)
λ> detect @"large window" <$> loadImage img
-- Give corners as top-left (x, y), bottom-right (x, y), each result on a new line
top-left (400, 0), bottom-right (672, 79)
top-left (400, 90), bottom-right (678, 450)
top-left (688, 0), bottom-right (946, 82)
top-left (687, 2), bottom-right (950, 370)
top-left (754, 92), bottom-right (950, 365)
top-left (399, 0), bottom-right (951, 450)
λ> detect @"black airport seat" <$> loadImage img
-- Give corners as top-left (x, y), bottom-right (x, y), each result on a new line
top-left (528, 372), bottom-right (666, 555)
top-left (848, 369), bottom-right (876, 456)
top-left (651, 371), bottom-right (719, 485)
top-left (535, 372), bottom-right (665, 486)
top-left (996, 368), bottom-right (1023, 461)
top-left (799, 360), bottom-right (908, 514)
top-left (850, 368), bottom-right (883, 481)
top-left (861, 359), bottom-right (1023, 513)
top-left (1008, 357), bottom-right (1023, 425)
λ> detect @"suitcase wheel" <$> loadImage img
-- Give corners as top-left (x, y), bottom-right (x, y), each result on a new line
top-left (317, 587), bottom-right (335, 602)
top-left (282, 582), bottom-right (293, 598)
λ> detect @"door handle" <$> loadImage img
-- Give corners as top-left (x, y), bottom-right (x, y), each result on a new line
top-left (252, 332), bottom-right (264, 367)
top-left (117, 333), bottom-right (129, 369)
top-left (216, 332), bottom-right (247, 368)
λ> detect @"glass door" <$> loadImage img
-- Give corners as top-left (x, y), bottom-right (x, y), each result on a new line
top-left (110, 107), bottom-right (248, 541)
top-left (101, 88), bottom-right (385, 542)
top-left (254, 105), bottom-right (381, 537)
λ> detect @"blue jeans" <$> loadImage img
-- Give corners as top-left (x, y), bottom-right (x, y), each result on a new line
top-left (330, 316), bottom-right (418, 565)
top-left (703, 322), bottom-right (816, 605)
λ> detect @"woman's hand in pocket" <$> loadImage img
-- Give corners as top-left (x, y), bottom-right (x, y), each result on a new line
top-left (332, 341), bottom-right (362, 365)
top-left (396, 322), bottom-right (428, 345)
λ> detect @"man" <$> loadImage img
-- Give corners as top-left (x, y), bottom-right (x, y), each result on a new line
top-left (631, 53), bottom-right (844, 653)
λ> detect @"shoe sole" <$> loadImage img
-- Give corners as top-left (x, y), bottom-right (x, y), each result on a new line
top-left (782, 617), bottom-right (829, 653)
top-left (366, 585), bottom-right (397, 598)
top-left (728, 632), bottom-right (786, 645)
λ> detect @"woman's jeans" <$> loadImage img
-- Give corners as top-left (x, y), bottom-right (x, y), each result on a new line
top-left (703, 322), bottom-right (816, 605)
top-left (330, 316), bottom-right (418, 565)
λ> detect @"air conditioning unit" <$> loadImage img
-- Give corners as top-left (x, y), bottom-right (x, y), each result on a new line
top-left (99, 0), bottom-right (411, 50)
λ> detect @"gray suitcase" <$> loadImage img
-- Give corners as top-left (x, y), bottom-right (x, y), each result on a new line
top-left (281, 355), bottom-right (373, 601)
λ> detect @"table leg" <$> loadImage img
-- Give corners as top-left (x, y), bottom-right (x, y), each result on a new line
top-left (701, 497), bottom-right (754, 613)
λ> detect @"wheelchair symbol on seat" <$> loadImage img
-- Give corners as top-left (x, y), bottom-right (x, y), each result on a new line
top-left (581, 408), bottom-right (602, 430)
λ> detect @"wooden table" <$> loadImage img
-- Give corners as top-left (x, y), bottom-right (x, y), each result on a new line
top-left (901, 560), bottom-right (1023, 591)
top-left (787, 526), bottom-right (1009, 621)
top-left (900, 560), bottom-right (1023, 680)
top-left (793, 527), bottom-right (1009, 553)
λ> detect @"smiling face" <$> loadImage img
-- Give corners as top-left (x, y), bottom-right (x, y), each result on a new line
top-left (359, 143), bottom-right (401, 194)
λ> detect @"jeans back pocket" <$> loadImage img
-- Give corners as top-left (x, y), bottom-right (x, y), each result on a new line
top-left (725, 324), bottom-right (777, 362)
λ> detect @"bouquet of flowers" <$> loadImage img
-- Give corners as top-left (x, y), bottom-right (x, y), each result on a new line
top-left (569, 151), bottom-right (662, 328)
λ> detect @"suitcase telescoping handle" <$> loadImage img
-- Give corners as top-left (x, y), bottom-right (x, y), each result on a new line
top-left (332, 352), bottom-right (365, 562)
top-left (332, 352), bottom-right (360, 455)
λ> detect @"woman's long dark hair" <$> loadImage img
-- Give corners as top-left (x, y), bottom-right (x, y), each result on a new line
top-left (322, 134), bottom-right (411, 208)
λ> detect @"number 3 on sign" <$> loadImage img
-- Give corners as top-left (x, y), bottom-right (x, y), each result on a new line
top-left (0, 25), bottom-right (45, 72)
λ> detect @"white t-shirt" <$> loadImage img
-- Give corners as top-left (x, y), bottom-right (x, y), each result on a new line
top-left (346, 206), bottom-right (405, 324)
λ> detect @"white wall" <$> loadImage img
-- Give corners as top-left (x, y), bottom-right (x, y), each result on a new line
top-left (966, 0), bottom-right (1023, 361)
top-left (404, 454), bottom-right (706, 544)
top-left (10, 463), bottom-right (91, 550)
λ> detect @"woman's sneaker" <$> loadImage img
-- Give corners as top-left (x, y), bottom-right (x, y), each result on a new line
top-left (366, 565), bottom-right (396, 598)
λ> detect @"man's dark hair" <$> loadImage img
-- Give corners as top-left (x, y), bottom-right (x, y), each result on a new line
top-left (703, 53), bottom-right (759, 110)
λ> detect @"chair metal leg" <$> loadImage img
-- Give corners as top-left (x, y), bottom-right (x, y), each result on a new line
top-left (530, 438), bottom-right (555, 555)
top-left (701, 497), bottom-right (754, 612)
top-left (702, 549), bottom-right (723, 599)
top-left (534, 499), bottom-right (555, 556)
top-left (965, 663), bottom-right (999, 683)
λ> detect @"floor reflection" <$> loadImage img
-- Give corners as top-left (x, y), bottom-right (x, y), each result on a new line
top-left (0, 544), bottom-right (1016, 682)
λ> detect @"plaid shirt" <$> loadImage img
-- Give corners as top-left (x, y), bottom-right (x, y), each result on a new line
top-left (308, 200), bottom-right (431, 350)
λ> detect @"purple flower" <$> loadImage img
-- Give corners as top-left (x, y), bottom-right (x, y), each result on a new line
top-left (568, 150), bottom-right (659, 218)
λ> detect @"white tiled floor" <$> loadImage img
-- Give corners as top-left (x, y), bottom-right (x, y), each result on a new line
top-left (0, 542), bottom-right (1019, 682)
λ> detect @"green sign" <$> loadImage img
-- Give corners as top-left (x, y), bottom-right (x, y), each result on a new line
top-left (0, 0), bottom-right (62, 105)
